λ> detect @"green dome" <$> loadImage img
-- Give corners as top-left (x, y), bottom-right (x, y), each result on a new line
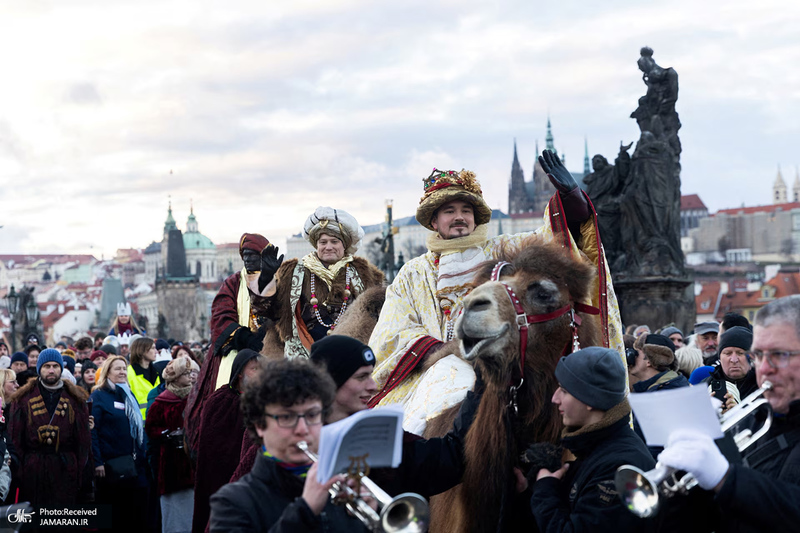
top-left (183, 231), bottom-right (215, 250)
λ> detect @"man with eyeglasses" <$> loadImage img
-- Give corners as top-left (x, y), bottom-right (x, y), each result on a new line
top-left (658, 295), bottom-right (800, 532)
top-left (208, 358), bottom-right (368, 532)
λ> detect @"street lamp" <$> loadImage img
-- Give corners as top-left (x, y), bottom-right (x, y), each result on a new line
top-left (25, 297), bottom-right (40, 341)
top-left (4, 285), bottom-right (20, 351)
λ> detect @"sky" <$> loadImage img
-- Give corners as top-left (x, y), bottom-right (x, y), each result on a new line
top-left (1, 0), bottom-right (799, 259)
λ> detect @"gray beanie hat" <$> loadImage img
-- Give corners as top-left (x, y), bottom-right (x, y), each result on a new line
top-left (555, 347), bottom-right (627, 410)
top-left (660, 326), bottom-right (683, 339)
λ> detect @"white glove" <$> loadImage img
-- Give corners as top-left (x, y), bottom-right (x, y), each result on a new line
top-left (657, 429), bottom-right (729, 490)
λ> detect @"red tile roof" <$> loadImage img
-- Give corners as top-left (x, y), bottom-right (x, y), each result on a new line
top-left (681, 194), bottom-right (707, 210)
top-left (715, 202), bottom-right (800, 216)
top-left (696, 281), bottom-right (721, 315)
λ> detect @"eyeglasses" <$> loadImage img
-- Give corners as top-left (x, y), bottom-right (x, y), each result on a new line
top-left (750, 350), bottom-right (800, 369)
top-left (265, 409), bottom-right (323, 428)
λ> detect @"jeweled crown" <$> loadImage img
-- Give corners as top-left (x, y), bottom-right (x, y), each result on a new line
top-left (421, 168), bottom-right (483, 198)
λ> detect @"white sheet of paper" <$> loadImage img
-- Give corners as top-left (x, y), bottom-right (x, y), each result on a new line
top-left (628, 385), bottom-right (724, 446)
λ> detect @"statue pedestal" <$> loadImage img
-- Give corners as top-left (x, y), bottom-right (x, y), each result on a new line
top-left (613, 277), bottom-right (695, 334)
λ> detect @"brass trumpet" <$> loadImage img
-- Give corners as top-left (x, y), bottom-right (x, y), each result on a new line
top-left (615, 381), bottom-right (773, 518)
top-left (296, 441), bottom-right (429, 533)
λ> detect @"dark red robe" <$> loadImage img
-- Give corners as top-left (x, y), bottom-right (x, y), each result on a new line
top-left (146, 389), bottom-right (194, 496)
top-left (8, 379), bottom-right (92, 506)
top-left (191, 385), bottom-right (245, 533)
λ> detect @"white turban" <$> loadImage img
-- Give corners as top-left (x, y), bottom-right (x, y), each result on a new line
top-left (303, 206), bottom-right (365, 255)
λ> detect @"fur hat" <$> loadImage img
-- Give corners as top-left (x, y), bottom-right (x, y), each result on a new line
top-left (555, 347), bottom-right (627, 410)
top-left (162, 356), bottom-right (199, 383)
top-left (37, 348), bottom-right (63, 374)
top-left (303, 207), bottom-right (365, 255)
top-left (634, 334), bottom-right (675, 370)
top-left (415, 168), bottom-right (492, 231)
top-left (239, 233), bottom-right (270, 258)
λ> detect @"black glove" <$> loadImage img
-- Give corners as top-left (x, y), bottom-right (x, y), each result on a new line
top-left (258, 244), bottom-right (284, 292)
top-left (539, 149), bottom-right (591, 232)
top-left (232, 326), bottom-right (264, 353)
top-left (538, 149), bottom-right (577, 193)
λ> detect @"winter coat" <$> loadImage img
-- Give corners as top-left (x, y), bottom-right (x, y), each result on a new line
top-left (145, 389), bottom-right (194, 495)
top-left (530, 400), bottom-right (660, 533)
top-left (90, 385), bottom-right (148, 486)
top-left (209, 453), bottom-right (368, 533)
top-left (708, 365), bottom-right (759, 401)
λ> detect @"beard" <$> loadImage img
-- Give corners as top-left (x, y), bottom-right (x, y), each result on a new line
top-left (41, 373), bottom-right (61, 386)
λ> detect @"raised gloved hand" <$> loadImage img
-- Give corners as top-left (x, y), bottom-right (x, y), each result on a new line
top-left (258, 244), bottom-right (284, 292)
top-left (539, 149), bottom-right (577, 193)
top-left (657, 430), bottom-right (730, 491)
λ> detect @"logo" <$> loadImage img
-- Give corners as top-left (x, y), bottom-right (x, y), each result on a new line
top-left (7, 508), bottom-right (35, 524)
top-left (363, 349), bottom-right (375, 363)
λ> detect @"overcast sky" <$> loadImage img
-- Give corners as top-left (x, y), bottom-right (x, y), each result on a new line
top-left (1, 0), bottom-right (799, 259)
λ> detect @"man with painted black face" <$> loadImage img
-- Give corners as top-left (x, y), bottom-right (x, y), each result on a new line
top-left (369, 151), bottom-right (625, 435)
top-left (185, 233), bottom-right (282, 459)
top-left (658, 295), bottom-right (800, 532)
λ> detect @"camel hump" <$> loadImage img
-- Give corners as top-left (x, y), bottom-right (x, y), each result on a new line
top-left (331, 285), bottom-right (387, 345)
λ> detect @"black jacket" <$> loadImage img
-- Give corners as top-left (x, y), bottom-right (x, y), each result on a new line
top-left (712, 399), bottom-right (800, 533)
top-left (708, 365), bottom-right (759, 400)
top-left (209, 453), bottom-right (368, 533)
top-left (530, 400), bottom-right (659, 533)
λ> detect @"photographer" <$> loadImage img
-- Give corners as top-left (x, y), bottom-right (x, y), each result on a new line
top-left (146, 357), bottom-right (198, 532)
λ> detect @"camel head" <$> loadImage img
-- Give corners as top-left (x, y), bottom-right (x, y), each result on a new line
top-left (457, 237), bottom-right (597, 385)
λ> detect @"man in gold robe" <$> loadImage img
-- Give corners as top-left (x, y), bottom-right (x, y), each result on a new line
top-left (369, 150), bottom-right (624, 434)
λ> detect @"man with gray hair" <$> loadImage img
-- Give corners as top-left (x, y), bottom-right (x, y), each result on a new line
top-left (658, 295), bottom-right (800, 532)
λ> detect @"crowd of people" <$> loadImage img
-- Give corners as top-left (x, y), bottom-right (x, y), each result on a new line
top-left (0, 152), bottom-right (797, 532)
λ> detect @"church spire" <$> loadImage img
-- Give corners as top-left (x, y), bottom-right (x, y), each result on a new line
top-left (583, 137), bottom-right (590, 176)
top-left (793, 167), bottom-right (800, 202)
top-left (545, 115), bottom-right (556, 154)
top-left (164, 196), bottom-right (177, 234)
top-left (774, 165), bottom-right (788, 204)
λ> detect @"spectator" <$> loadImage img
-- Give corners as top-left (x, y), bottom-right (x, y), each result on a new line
top-left (694, 321), bottom-right (720, 365)
top-left (191, 349), bottom-right (261, 533)
top-left (528, 347), bottom-right (657, 532)
top-left (147, 358), bottom-right (197, 533)
top-left (208, 358), bottom-right (367, 532)
top-left (674, 344), bottom-right (703, 378)
top-left (0, 369), bottom-right (16, 503)
top-left (630, 334), bottom-right (688, 392)
top-left (93, 332), bottom-right (106, 349)
top-left (707, 326), bottom-right (758, 408)
top-left (719, 311), bottom-right (752, 335)
top-left (100, 343), bottom-right (118, 356)
top-left (24, 344), bottom-right (41, 372)
top-left (90, 350), bottom-right (108, 368)
top-left (90, 355), bottom-right (148, 530)
top-left (78, 360), bottom-right (98, 394)
top-left (172, 344), bottom-right (199, 364)
top-left (8, 349), bottom-right (93, 507)
top-left (0, 342), bottom-right (8, 357)
top-left (633, 325), bottom-right (651, 338)
top-left (9, 353), bottom-right (27, 374)
top-left (0, 370), bottom-right (19, 408)
top-left (74, 336), bottom-right (94, 362)
top-left (128, 337), bottom-right (161, 421)
top-left (660, 326), bottom-right (684, 349)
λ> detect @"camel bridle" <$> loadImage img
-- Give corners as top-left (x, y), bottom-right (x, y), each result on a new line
top-left (490, 261), bottom-right (600, 414)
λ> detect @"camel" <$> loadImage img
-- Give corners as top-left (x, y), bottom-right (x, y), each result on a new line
top-left (423, 237), bottom-right (603, 533)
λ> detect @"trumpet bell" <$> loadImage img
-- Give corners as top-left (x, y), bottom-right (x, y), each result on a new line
top-left (382, 493), bottom-right (430, 533)
top-left (614, 465), bottom-right (660, 518)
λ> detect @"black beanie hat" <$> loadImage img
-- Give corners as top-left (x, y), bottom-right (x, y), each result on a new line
top-left (310, 335), bottom-right (376, 388)
top-left (717, 326), bottom-right (752, 355)
top-left (555, 346), bottom-right (627, 410)
top-left (10, 352), bottom-right (28, 367)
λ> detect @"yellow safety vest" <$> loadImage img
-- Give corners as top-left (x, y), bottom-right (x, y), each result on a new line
top-left (127, 365), bottom-right (160, 420)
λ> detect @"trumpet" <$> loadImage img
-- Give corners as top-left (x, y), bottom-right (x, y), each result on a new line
top-left (296, 441), bottom-right (429, 533)
top-left (615, 381), bottom-right (773, 518)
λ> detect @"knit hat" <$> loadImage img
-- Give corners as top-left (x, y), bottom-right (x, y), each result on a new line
top-left (10, 352), bottom-right (28, 367)
top-left (100, 344), bottom-right (117, 356)
top-left (90, 350), bottom-right (108, 362)
top-left (239, 233), bottom-right (270, 258)
top-left (717, 326), bottom-right (753, 355)
top-left (155, 339), bottom-right (171, 351)
top-left (303, 207), bottom-right (365, 255)
top-left (62, 355), bottom-right (76, 375)
top-left (660, 326), bottom-right (683, 339)
top-left (634, 334), bottom-right (676, 369)
top-left (37, 348), bottom-right (64, 374)
top-left (554, 347), bottom-right (627, 410)
top-left (310, 335), bottom-right (376, 388)
top-left (415, 168), bottom-right (492, 230)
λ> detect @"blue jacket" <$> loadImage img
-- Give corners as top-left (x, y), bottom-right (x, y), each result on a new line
top-left (90, 386), bottom-right (146, 469)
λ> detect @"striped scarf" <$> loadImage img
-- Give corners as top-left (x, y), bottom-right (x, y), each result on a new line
top-left (262, 446), bottom-right (312, 478)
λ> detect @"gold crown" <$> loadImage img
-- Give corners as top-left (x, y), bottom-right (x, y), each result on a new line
top-left (421, 168), bottom-right (482, 201)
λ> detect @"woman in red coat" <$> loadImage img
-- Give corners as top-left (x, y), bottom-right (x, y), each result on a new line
top-left (146, 357), bottom-right (197, 533)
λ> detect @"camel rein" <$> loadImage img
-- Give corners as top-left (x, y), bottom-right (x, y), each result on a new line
top-left (490, 261), bottom-right (600, 414)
